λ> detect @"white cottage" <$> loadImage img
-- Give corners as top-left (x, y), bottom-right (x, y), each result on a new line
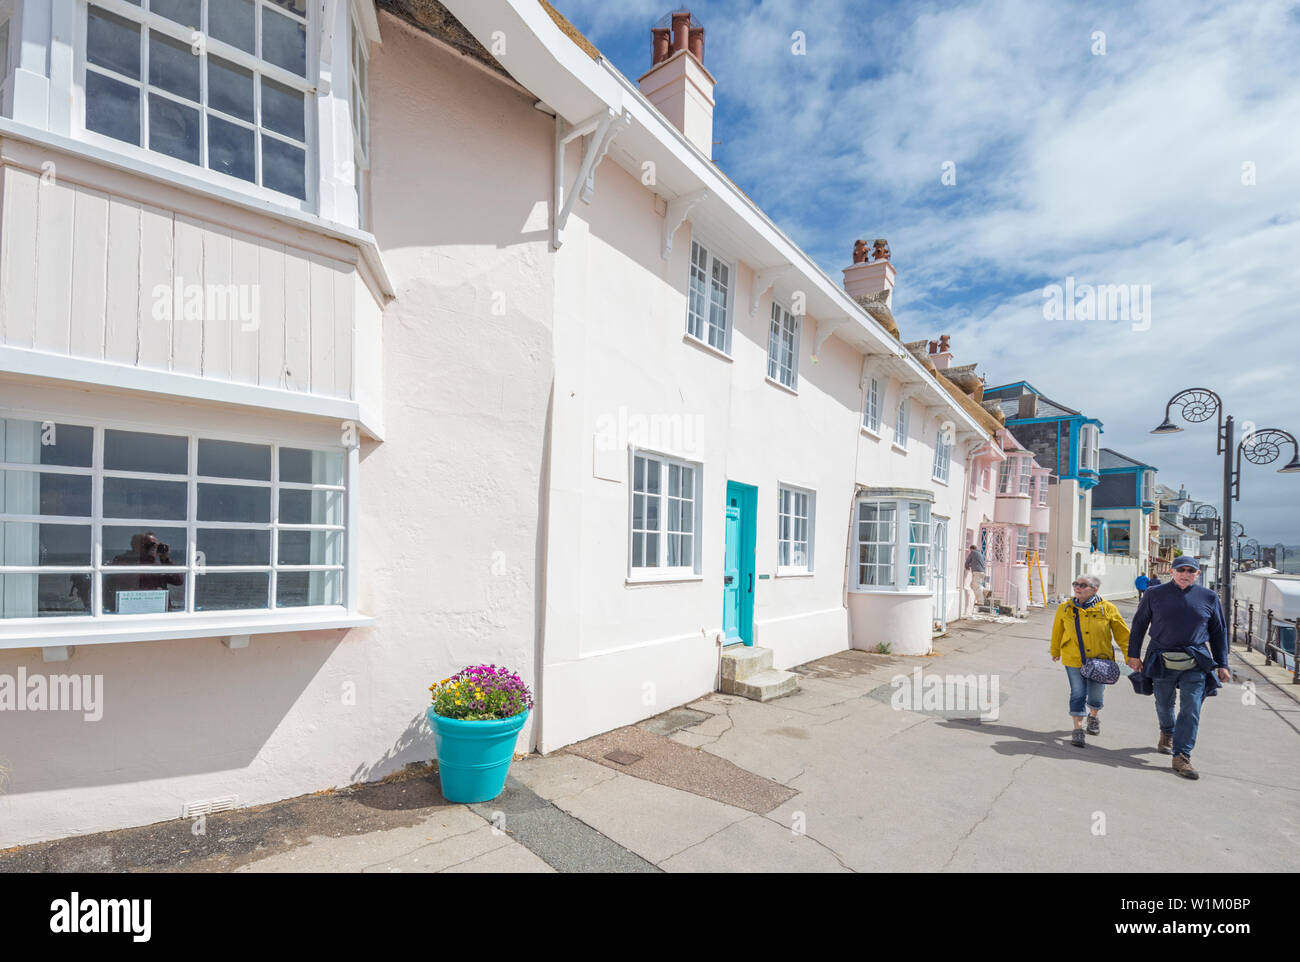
top-left (0, 0), bottom-right (996, 846)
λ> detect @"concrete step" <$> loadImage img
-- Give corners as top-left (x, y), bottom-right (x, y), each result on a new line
top-left (725, 668), bottom-right (799, 702)
top-left (720, 645), bottom-right (773, 683)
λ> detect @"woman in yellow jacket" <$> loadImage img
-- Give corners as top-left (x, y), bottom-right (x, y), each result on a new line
top-left (1051, 574), bottom-right (1131, 747)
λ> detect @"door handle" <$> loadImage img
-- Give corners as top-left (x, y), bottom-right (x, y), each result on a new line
top-left (724, 575), bottom-right (734, 585)
top-left (748, 573), bottom-right (753, 591)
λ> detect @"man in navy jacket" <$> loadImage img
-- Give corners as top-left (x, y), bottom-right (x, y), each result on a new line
top-left (1126, 556), bottom-right (1230, 779)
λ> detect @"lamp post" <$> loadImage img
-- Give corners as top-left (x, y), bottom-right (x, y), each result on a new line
top-left (1151, 388), bottom-right (1300, 623)
top-left (1243, 538), bottom-right (1261, 570)
top-left (1190, 502), bottom-right (1219, 585)
top-left (1231, 521), bottom-right (1245, 573)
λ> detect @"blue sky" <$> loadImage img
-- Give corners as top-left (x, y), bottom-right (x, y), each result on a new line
top-left (557, 0), bottom-right (1300, 545)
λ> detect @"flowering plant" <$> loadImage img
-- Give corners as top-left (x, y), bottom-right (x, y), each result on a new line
top-left (429, 664), bottom-right (534, 721)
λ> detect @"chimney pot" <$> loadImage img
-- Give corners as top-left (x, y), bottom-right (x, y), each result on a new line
top-left (688, 26), bottom-right (705, 62)
top-left (672, 12), bottom-right (691, 52)
top-left (652, 27), bottom-right (670, 65)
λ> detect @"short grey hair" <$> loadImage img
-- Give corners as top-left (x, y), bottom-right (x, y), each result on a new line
top-left (1077, 574), bottom-right (1101, 590)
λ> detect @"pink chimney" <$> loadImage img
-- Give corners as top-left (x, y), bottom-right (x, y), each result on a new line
top-left (639, 10), bottom-right (716, 158)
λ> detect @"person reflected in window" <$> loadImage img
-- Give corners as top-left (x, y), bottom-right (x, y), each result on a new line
top-left (105, 531), bottom-right (183, 612)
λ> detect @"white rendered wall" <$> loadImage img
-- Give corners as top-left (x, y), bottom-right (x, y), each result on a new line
top-left (0, 13), bottom-right (554, 847)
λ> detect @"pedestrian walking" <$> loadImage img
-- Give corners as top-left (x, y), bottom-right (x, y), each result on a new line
top-left (1135, 571), bottom-right (1150, 600)
top-left (1050, 573), bottom-right (1130, 747)
top-left (963, 543), bottom-right (987, 614)
top-left (1126, 556), bottom-right (1230, 780)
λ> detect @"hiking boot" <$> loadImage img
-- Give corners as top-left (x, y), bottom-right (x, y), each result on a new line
top-left (1071, 729), bottom-right (1086, 748)
top-left (1173, 754), bottom-right (1199, 779)
top-left (1086, 715), bottom-right (1100, 736)
top-left (1157, 732), bottom-right (1174, 755)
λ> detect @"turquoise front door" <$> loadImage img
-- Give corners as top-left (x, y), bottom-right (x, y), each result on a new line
top-left (723, 481), bottom-right (756, 646)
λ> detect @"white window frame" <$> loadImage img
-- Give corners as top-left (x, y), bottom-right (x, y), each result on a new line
top-left (0, 410), bottom-right (358, 642)
top-left (997, 457), bottom-right (1013, 495)
top-left (932, 426), bottom-right (952, 483)
top-left (1079, 424), bottom-right (1100, 472)
top-left (776, 483), bottom-right (814, 575)
top-left (349, 2), bottom-right (370, 229)
top-left (1016, 456), bottom-right (1032, 496)
top-left (862, 376), bottom-right (882, 435)
top-left (982, 466), bottom-right (992, 492)
top-left (1037, 475), bottom-right (1050, 506)
top-left (894, 397), bottom-right (910, 451)
top-left (766, 301), bottom-right (800, 391)
top-left (854, 497), bottom-right (932, 593)
top-left (686, 238), bottom-right (734, 356)
top-left (74, 0), bottom-right (318, 210)
top-left (628, 448), bottom-right (701, 580)
top-left (1142, 469), bottom-right (1154, 503)
top-left (1015, 526), bottom-right (1028, 564)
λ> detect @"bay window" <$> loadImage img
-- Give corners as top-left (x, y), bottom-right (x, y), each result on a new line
top-left (1079, 424), bottom-right (1100, 472)
top-left (82, 0), bottom-right (312, 202)
top-left (0, 416), bottom-right (349, 621)
top-left (1015, 527), bottom-right (1027, 563)
top-left (855, 496), bottom-right (932, 591)
top-left (777, 484), bottom-right (813, 573)
top-left (630, 450), bottom-right (700, 575)
top-left (997, 458), bottom-right (1013, 495)
top-left (1017, 456), bottom-right (1032, 496)
top-left (1037, 475), bottom-right (1049, 506)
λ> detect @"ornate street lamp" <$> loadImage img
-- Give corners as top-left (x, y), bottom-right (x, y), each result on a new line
top-left (1151, 389), bottom-right (1300, 618)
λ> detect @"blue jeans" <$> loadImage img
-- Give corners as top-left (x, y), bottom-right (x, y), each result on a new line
top-left (1065, 666), bottom-right (1104, 717)
top-left (1153, 669), bottom-right (1206, 757)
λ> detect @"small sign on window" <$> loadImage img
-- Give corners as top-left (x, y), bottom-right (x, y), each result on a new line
top-left (116, 590), bottom-right (169, 614)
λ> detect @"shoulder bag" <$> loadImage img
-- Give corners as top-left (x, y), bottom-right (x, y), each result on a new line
top-left (1074, 606), bottom-right (1121, 685)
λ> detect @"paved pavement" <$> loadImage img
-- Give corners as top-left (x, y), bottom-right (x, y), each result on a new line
top-left (4, 602), bottom-right (1298, 872)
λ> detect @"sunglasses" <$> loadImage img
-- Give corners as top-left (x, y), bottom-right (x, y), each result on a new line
top-left (1174, 567), bottom-right (1197, 573)
top-left (1071, 581), bottom-right (1093, 588)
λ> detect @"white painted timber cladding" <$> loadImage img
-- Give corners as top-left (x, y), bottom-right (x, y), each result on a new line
top-left (0, 165), bottom-right (354, 398)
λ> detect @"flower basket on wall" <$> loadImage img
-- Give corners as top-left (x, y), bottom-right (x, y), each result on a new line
top-left (426, 665), bottom-right (533, 803)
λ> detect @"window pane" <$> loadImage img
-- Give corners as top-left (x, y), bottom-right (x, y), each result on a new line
top-left (86, 70), bottom-right (141, 146)
top-left (0, 471), bottom-right (91, 517)
top-left (198, 439), bottom-right (271, 481)
top-left (150, 0), bottom-right (200, 27)
top-left (278, 529), bottom-right (343, 566)
top-left (103, 567), bottom-right (184, 613)
top-left (149, 32), bottom-right (200, 101)
top-left (279, 488), bottom-right (343, 525)
top-left (210, 0), bottom-right (255, 53)
top-left (103, 526), bottom-right (187, 565)
top-left (195, 572), bottom-right (268, 611)
top-left (276, 570), bottom-right (342, 608)
top-left (148, 93), bottom-right (200, 164)
top-left (262, 8), bottom-right (307, 76)
top-left (197, 483), bottom-right (271, 522)
top-left (262, 134), bottom-right (306, 200)
top-left (208, 56), bottom-right (255, 121)
top-left (208, 115), bottom-right (256, 183)
top-left (644, 532), bottom-right (659, 567)
top-left (104, 430), bottom-right (187, 474)
top-left (280, 449), bottom-right (343, 486)
top-left (0, 573), bottom-right (92, 618)
top-left (261, 76), bottom-right (305, 141)
top-left (197, 528), bottom-right (270, 565)
top-left (267, 0), bottom-right (308, 15)
top-left (103, 477), bottom-right (187, 519)
top-left (1, 523), bottom-right (91, 566)
top-left (87, 6), bottom-right (141, 78)
top-left (0, 420), bottom-right (93, 467)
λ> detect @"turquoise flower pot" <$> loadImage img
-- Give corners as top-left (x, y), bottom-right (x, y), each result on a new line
top-left (426, 707), bottom-right (528, 803)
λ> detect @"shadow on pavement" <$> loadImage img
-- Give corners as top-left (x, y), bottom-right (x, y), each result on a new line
top-left (936, 718), bottom-right (1170, 773)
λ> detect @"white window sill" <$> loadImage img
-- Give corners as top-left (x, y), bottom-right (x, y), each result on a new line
top-left (626, 572), bottom-right (704, 586)
top-left (932, 476), bottom-right (949, 487)
top-left (765, 375), bottom-right (798, 396)
top-left (850, 586), bottom-right (935, 597)
top-left (775, 568), bottom-right (814, 578)
top-left (682, 333), bottom-right (733, 362)
top-left (861, 426), bottom-right (883, 440)
top-left (0, 609), bottom-right (376, 652)
top-left (891, 443), bottom-right (908, 454)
